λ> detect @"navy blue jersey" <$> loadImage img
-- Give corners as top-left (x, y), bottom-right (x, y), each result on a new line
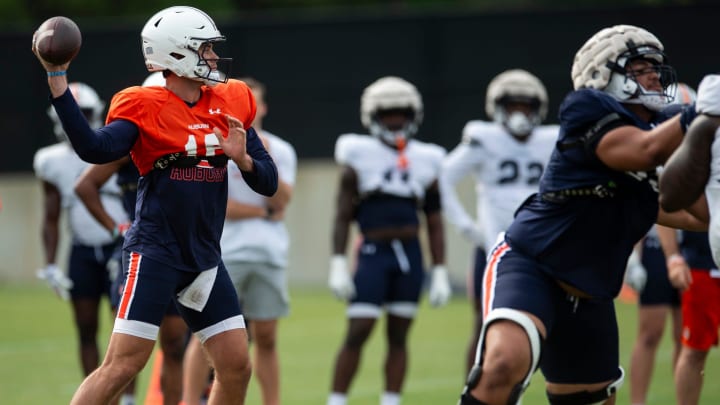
top-left (505, 89), bottom-right (674, 299)
top-left (681, 231), bottom-right (715, 270)
top-left (117, 160), bottom-right (140, 220)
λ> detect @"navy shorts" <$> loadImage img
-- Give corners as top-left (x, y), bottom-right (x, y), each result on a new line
top-left (640, 241), bottom-right (680, 306)
top-left (111, 248), bottom-right (180, 316)
top-left (350, 237), bottom-right (424, 316)
top-left (68, 243), bottom-right (116, 300)
top-left (483, 240), bottom-right (621, 384)
top-left (117, 251), bottom-right (241, 333)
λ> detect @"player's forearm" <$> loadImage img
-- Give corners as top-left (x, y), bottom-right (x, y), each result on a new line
top-left (226, 199), bottom-right (266, 220)
top-left (267, 180), bottom-right (292, 211)
top-left (331, 220), bottom-right (352, 256)
top-left (50, 90), bottom-right (137, 163)
top-left (426, 211), bottom-right (446, 265)
top-left (41, 223), bottom-right (59, 264)
top-left (655, 224), bottom-right (681, 259)
top-left (239, 129), bottom-right (278, 197)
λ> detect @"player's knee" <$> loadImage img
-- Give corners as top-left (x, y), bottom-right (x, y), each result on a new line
top-left (546, 367), bottom-right (624, 405)
top-left (463, 308), bottom-right (542, 403)
top-left (160, 340), bottom-right (185, 365)
top-left (213, 359), bottom-right (251, 387)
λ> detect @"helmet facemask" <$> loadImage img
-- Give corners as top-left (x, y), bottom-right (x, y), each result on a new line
top-left (360, 76), bottom-right (424, 148)
top-left (368, 107), bottom-right (418, 147)
top-left (494, 95), bottom-right (542, 138)
top-left (605, 46), bottom-right (677, 111)
top-left (187, 39), bottom-right (232, 86)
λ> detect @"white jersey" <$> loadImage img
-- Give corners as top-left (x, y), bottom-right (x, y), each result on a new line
top-left (705, 125), bottom-right (720, 267)
top-left (33, 142), bottom-right (127, 246)
top-left (221, 131), bottom-right (297, 267)
top-left (335, 133), bottom-right (446, 200)
top-left (441, 121), bottom-right (558, 252)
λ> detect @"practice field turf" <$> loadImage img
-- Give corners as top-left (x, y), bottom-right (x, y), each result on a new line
top-left (1, 283), bottom-right (719, 404)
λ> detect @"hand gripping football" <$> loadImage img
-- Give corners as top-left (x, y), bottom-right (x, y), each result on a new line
top-left (34, 16), bottom-right (82, 65)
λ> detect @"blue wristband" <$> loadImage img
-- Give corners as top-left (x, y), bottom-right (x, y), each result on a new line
top-left (47, 71), bottom-right (67, 77)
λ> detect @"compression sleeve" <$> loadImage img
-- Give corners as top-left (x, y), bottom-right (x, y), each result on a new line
top-left (50, 88), bottom-right (138, 163)
top-left (240, 127), bottom-right (278, 197)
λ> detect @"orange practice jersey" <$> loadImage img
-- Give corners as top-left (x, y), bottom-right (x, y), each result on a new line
top-left (106, 79), bottom-right (257, 175)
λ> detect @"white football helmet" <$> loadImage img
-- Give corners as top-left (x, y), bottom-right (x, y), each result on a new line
top-left (142, 71), bottom-right (166, 87)
top-left (47, 82), bottom-right (105, 142)
top-left (360, 76), bottom-right (423, 144)
top-left (571, 24), bottom-right (677, 111)
top-left (141, 6), bottom-right (230, 86)
top-left (485, 69), bottom-right (548, 137)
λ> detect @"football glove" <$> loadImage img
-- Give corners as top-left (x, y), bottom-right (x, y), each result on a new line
top-left (36, 264), bottom-right (73, 300)
top-left (328, 255), bottom-right (355, 300)
top-left (624, 250), bottom-right (647, 293)
top-left (460, 224), bottom-right (485, 248)
top-left (428, 265), bottom-right (452, 307)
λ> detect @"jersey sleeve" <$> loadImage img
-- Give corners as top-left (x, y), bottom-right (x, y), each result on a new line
top-left (440, 142), bottom-right (477, 231)
top-left (334, 133), bottom-right (358, 165)
top-left (33, 148), bottom-right (54, 183)
top-left (558, 89), bottom-right (634, 152)
top-left (225, 79), bottom-right (257, 129)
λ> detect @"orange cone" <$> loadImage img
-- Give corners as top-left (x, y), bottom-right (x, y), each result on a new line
top-left (144, 349), bottom-right (165, 405)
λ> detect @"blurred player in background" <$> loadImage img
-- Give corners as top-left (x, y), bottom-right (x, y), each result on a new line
top-left (625, 226), bottom-right (681, 405)
top-left (33, 82), bottom-right (131, 401)
top-left (73, 72), bottom-right (189, 405)
top-left (626, 83), bottom-right (696, 405)
top-left (658, 74), bottom-right (720, 405)
top-left (440, 69), bottom-right (557, 373)
top-left (182, 77), bottom-right (297, 405)
top-left (458, 24), bottom-right (704, 405)
top-left (33, 5), bottom-right (277, 404)
top-left (326, 76), bottom-right (451, 405)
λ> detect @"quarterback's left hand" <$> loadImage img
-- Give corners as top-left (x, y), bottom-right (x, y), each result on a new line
top-left (428, 265), bottom-right (452, 307)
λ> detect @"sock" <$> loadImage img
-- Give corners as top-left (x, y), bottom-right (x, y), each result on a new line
top-left (327, 392), bottom-right (347, 405)
top-left (119, 394), bottom-right (135, 405)
top-left (380, 391), bottom-right (401, 405)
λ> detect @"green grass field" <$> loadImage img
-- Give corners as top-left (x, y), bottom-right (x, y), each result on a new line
top-left (1, 283), bottom-right (719, 404)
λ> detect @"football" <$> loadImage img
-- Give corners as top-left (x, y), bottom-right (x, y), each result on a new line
top-left (34, 16), bottom-right (82, 65)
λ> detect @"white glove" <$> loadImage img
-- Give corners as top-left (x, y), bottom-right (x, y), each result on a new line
top-left (460, 224), bottom-right (485, 247)
top-left (624, 250), bottom-right (647, 293)
top-left (428, 265), bottom-right (452, 307)
top-left (328, 255), bottom-right (355, 300)
top-left (36, 264), bottom-right (73, 300)
top-left (697, 74), bottom-right (720, 115)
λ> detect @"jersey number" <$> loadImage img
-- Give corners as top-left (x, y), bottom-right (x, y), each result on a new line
top-left (497, 160), bottom-right (544, 185)
top-left (184, 134), bottom-right (221, 156)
